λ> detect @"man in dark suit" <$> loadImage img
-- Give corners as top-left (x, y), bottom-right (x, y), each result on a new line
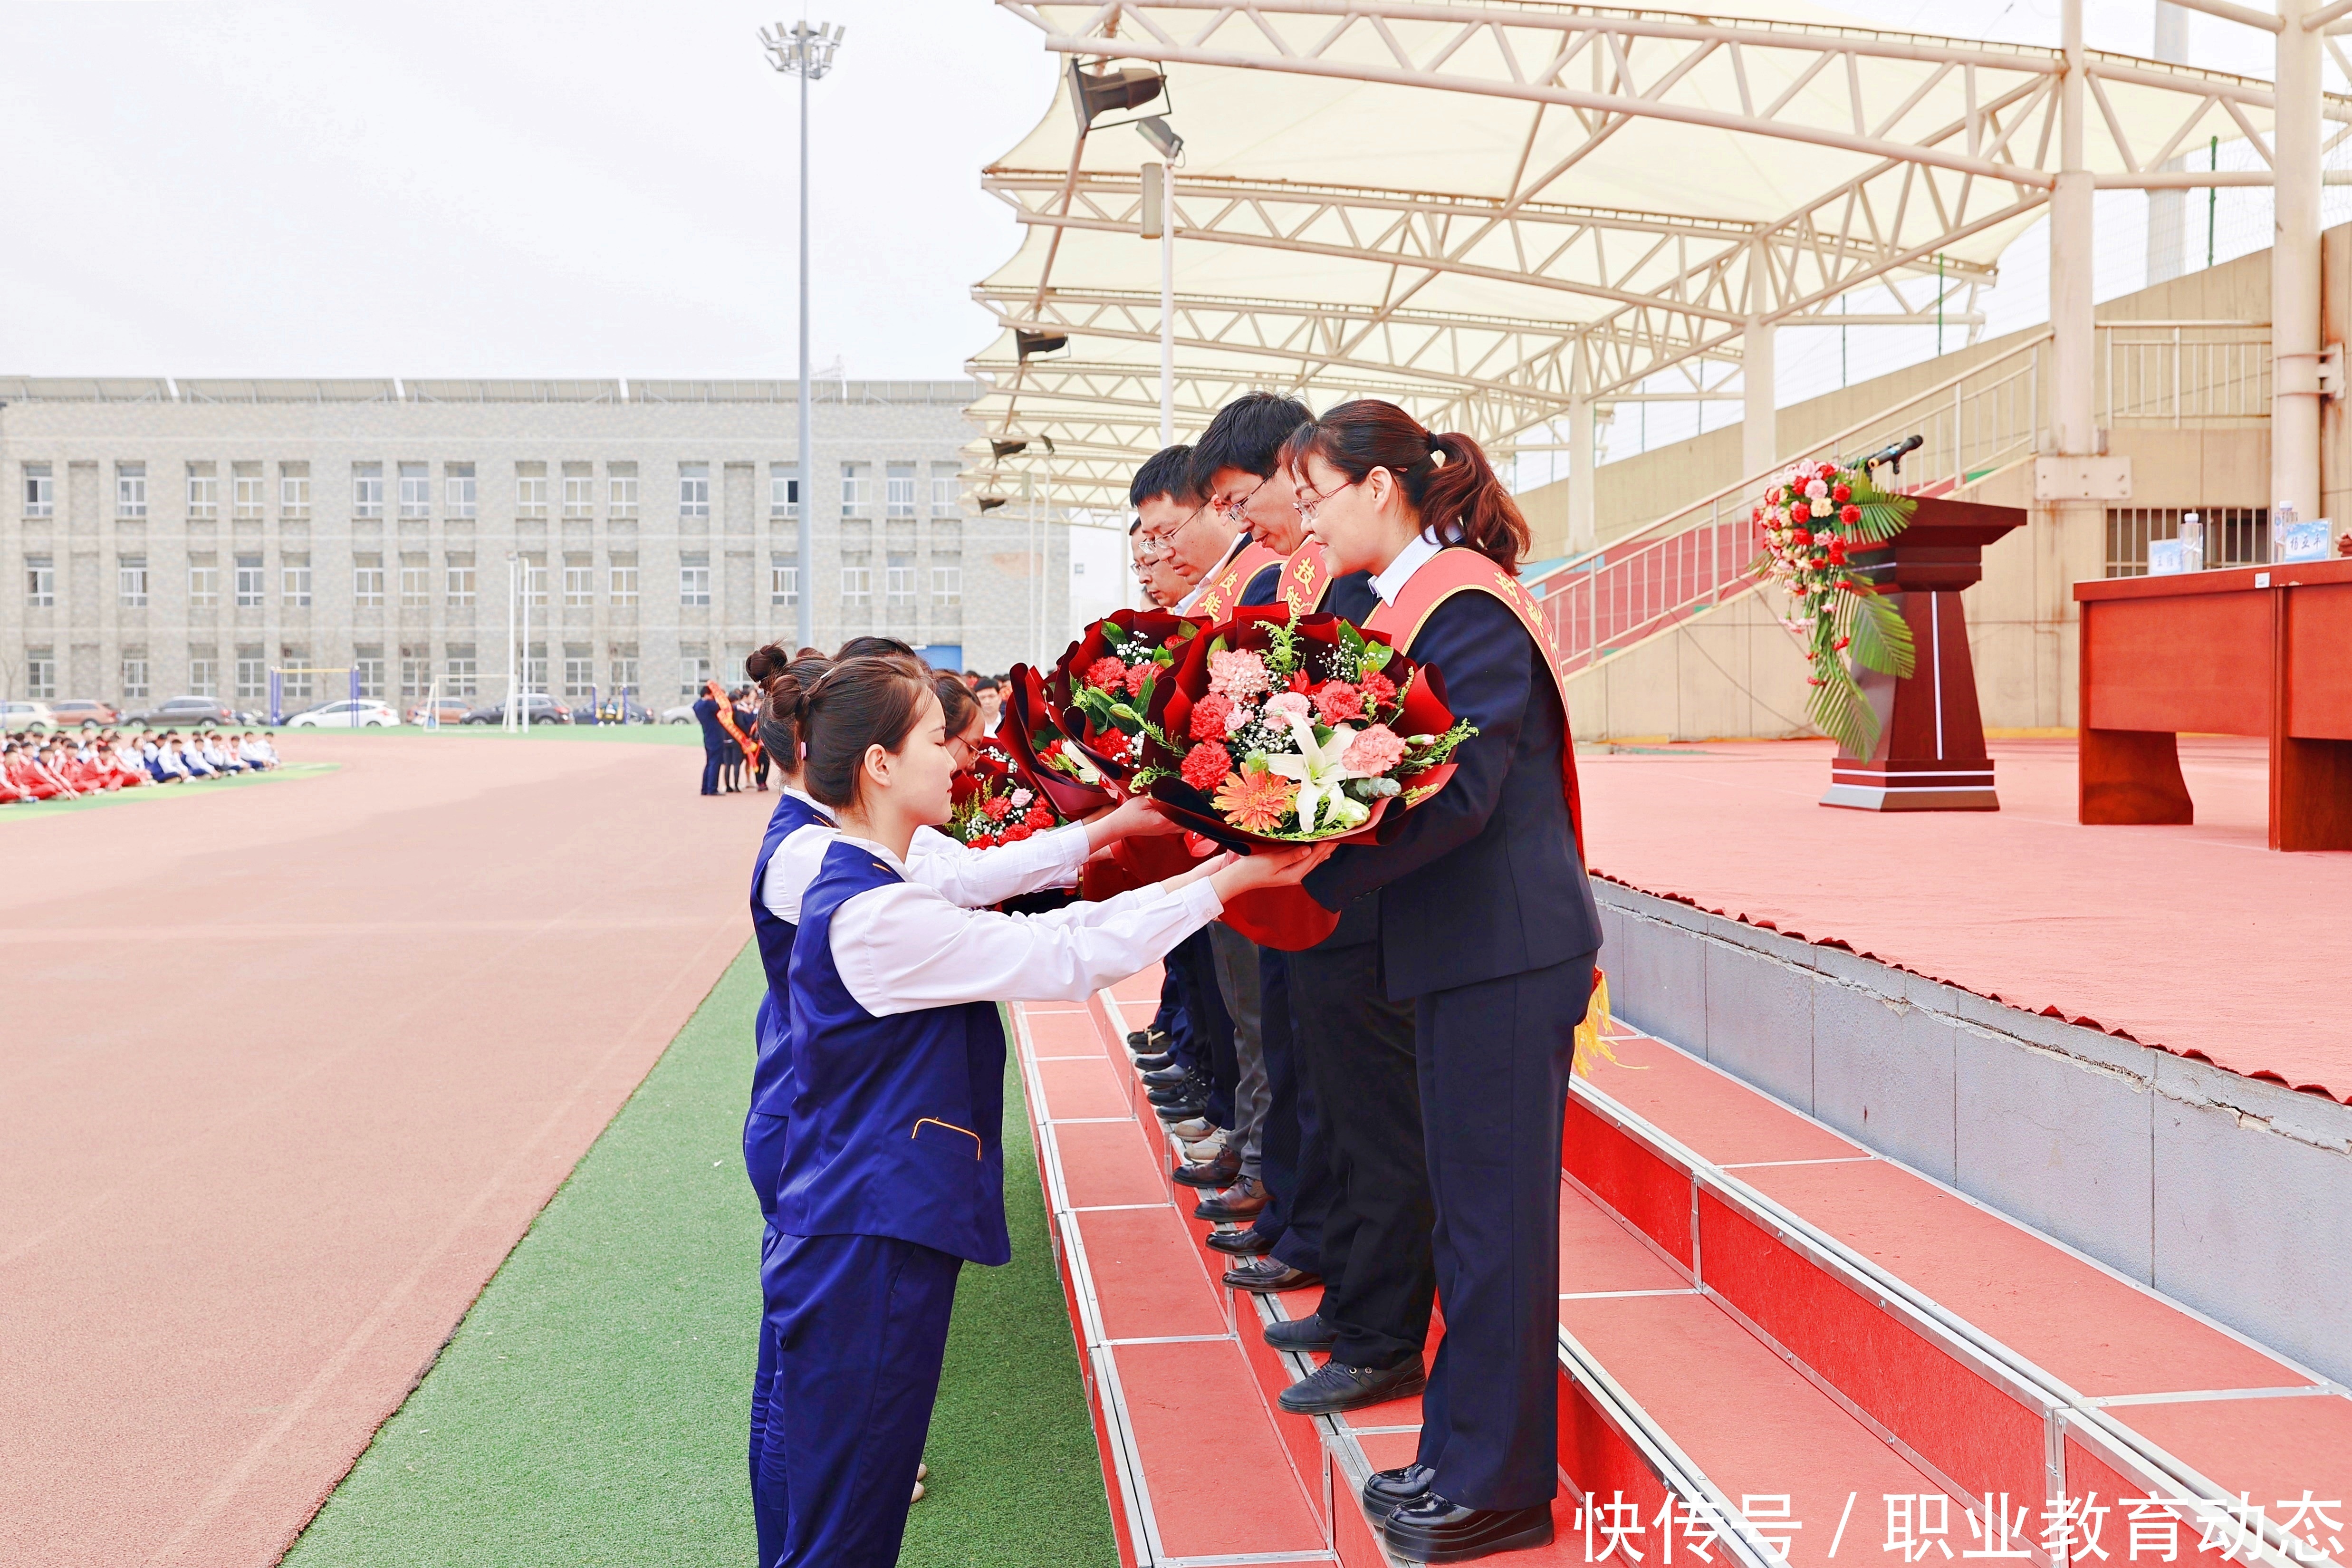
top-left (693, 680), bottom-right (729, 796)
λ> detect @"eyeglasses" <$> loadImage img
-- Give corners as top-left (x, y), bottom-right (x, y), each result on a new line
top-left (1211, 480), bottom-right (1265, 524)
top-left (1291, 475), bottom-right (1361, 524)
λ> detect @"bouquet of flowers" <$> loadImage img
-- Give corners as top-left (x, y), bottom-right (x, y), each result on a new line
top-left (1133, 606), bottom-right (1473, 849)
top-left (1750, 457), bottom-right (1917, 757)
top-left (1043, 609), bottom-right (1203, 783)
top-left (947, 737), bottom-right (1066, 851)
top-left (999, 664), bottom-right (1120, 820)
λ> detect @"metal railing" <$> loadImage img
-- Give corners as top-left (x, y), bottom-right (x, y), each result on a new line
top-left (2104, 326), bottom-right (2272, 425)
top-left (1528, 333), bottom-right (2052, 677)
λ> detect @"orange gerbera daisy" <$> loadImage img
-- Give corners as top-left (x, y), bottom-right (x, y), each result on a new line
top-left (1212, 766), bottom-right (1298, 833)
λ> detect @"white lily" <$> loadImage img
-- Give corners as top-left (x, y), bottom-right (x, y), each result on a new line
top-left (1261, 712), bottom-right (1366, 835)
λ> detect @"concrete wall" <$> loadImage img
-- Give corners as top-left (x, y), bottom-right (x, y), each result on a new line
top-left (1596, 877), bottom-right (2352, 1384)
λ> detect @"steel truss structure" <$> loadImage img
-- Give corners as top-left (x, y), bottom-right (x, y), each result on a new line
top-left (971, 0), bottom-right (2350, 519)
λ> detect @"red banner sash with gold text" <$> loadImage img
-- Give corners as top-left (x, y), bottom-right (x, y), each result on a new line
top-left (1189, 539), bottom-right (1286, 623)
top-left (1273, 544), bottom-right (1333, 616)
top-left (1362, 546), bottom-right (1586, 847)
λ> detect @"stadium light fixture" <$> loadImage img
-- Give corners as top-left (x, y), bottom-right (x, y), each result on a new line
top-left (1067, 58), bottom-right (1167, 136)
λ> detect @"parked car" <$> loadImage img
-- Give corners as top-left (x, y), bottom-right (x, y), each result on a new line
top-left (575, 695), bottom-right (651, 725)
top-left (48, 699), bottom-right (120, 730)
top-left (406, 695), bottom-right (473, 726)
top-left (461, 693), bottom-right (572, 726)
top-left (125, 696), bottom-right (241, 730)
top-left (285, 698), bottom-right (399, 728)
top-left (662, 703), bottom-right (698, 725)
top-left (2, 700), bottom-right (59, 732)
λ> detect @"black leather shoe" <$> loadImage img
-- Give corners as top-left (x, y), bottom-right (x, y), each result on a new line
top-left (1126, 1028), bottom-right (1167, 1054)
top-left (1153, 1096), bottom-right (1210, 1123)
top-left (1277, 1355), bottom-right (1426, 1415)
top-left (1383, 1496), bottom-right (1554, 1563)
top-left (1192, 1175), bottom-right (1267, 1221)
top-left (1145, 1071), bottom-right (1208, 1107)
top-left (1263, 1312), bottom-right (1337, 1353)
top-left (1204, 1226), bottom-right (1274, 1256)
top-left (1172, 1144), bottom-right (1241, 1189)
top-left (1362, 1463), bottom-right (1437, 1522)
top-left (1221, 1255), bottom-right (1321, 1292)
top-left (1132, 1051), bottom-right (1176, 1072)
top-left (1141, 1061), bottom-right (1191, 1088)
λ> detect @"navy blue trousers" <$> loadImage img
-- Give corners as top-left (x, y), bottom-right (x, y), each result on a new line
top-left (1413, 952), bottom-right (1595, 1512)
top-left (1168, 930), bottom-right (1236, 1129)
top-left (1252, 949), bottom-right (1330, 1273)
top-left (758, 1231), bottom-right (963, 1568)
top-left (701, 744), bottom-right (726, 795)
top-left (751, 1223), bottom-right (787, 1568)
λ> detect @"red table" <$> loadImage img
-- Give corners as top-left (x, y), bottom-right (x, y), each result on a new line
top-left (2075, 558), bottom-right (2352, 851)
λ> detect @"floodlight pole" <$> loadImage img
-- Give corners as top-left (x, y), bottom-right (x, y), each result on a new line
top-left (2273, 0), bottom-right (2323, 531)
top-left (1160, 163), bottom-right (1176, 447)
top-left (765, 19), bottom-right (844, 654)
top-left (504, 553), bottom-right (519, 733)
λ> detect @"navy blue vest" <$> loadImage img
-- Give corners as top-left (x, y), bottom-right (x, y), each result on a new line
top-left (776, 840), bottom-right (1009, 1266)
top-left (745, 791), bottom-right (830, 1218)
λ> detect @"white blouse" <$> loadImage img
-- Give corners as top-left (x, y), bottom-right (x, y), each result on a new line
top-left (760, 798), bottom-right (1093, 925)
top-left (825, 835), bottom-right (1222, 1017)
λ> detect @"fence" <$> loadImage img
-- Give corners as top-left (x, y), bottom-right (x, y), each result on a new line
top-left (2104, 327), bottom-right (2272, 426)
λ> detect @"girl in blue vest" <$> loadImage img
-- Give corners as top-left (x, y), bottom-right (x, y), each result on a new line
top-left (1285, 401), bottom-right (1604, 1565)
top-left (765, 654), bottom-right (1325, 1568)
top-left (742, 649), bottom-right (1181, 1563)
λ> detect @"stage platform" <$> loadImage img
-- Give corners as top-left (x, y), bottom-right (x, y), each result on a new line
top-left (1012, 982), bottom-right (2351, 1568)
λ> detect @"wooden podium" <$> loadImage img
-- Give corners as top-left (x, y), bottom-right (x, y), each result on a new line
top-left (1820, 495), bottom-right (2026, 812)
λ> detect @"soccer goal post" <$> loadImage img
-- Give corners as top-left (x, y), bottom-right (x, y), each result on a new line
top-left (268, 667), bottom-right (360, 725)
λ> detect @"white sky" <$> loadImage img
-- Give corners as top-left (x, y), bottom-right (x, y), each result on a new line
top-left (0, 0), bottom-right (2312, 384)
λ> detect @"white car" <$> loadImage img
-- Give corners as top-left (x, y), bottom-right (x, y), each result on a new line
top-left (285, 699), bottom-right (399, 728)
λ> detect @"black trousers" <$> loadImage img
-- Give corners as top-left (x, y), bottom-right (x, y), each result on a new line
top-left (1252, 950), bottom-right (1330, 1273)
top-left (1168, 930), bottom-right (1236, 1130)
top-left (1288, 940), bottom-right (1433, 1372)
top-left (700, 744), bottom-right (725, 794)
top-left (1413, 952), bottom-right (1596, 1513)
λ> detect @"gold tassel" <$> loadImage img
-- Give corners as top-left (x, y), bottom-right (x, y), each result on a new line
top-left (1572, 968), bottom-right (1639, 1078)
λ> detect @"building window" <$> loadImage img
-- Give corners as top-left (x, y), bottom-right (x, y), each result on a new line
top-left (679, 553), bottom-right (711, 606)
top-left (282, 557), bottom-right (313, 608)
top-left (2103, 506), bottom-right (2270, 577)
top-left (119, 556), bottom-right (149, 607)
top-left (354, 462), bottom-right (384, 519)
top-left (446, 462), bottom-right (477, 519)
top-left (563, 647), bottom-right (594, 698)
top-left (26, 555), bottom-right (55, 607)
top-left (931, 466), bottom-right (961, 515)
top-left (446, 645), bottom-right (479, 699)
top-left (189, 558), bottom-right (220, 608)
top-left (608, 463), bottom-right (638, 519)
top-left (446, 554), bottom-right (476, 607)
top-left (189, 648), bottom-right (218, 697)
top-left (680, 462), bottom-right (711, 519)
top-left (563, 462), bottom-right (594, 519)
top-left (680, 647), bottom-right (711, 697)
top-left (27, 648), bottom-right (56, 700)
top-left (23, 462), bottom-right (53, 517)
top-left (354, 647), bottom-right (385, 699)
top-left (399, 462), bottom-right (430, 519)
top-left (400, 554), bottom-right (430, 606)
top-left (235, 555), bottom-right (265, 608)
top-left (235, 646), bottom-right (268, 701)
top-left (354, 555), bottom-right (385, 606)
top-left (400, 645), bottom-right (431, 698)
top-left (117, 462), bottom-right (148, 518)
top-left (186, 463), bottom-right (219, 519)
top-left (280, 647), bottom-right (313, 702)
top-left (839, 462), bottom-right (869, 516)
top-left (840, 564), bottom-right (872, 604)
top-left (233, 461), bottom-right (264, 519)
top-left (770, 557), bottom-right (799, 606)
top-left (121, 653), bottom-right (150, 702)
top-left (886, 462), bottom-right (917, 518)
top-left (522, 557), bottom-right (547, 608)
top-left (770, 463), bottom-right (800, 517)
top-left (932, 565), bottom-right (962, 606)
top-left (564, 555), bottom-right (593, 607)
top-left (610, 646), bottom-right (640, 692)
top-left (609, 556), bottom-right (639, 606)
top-left (886, 555), bottom-right (915, 606)
top-left (280, 462), bottom-right (311, 517)
top-left (516, 461), bottom-right (548, 519)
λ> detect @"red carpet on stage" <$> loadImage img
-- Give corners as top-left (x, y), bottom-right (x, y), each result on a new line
top-left (1579, 737), bottom-right (2352, 1103)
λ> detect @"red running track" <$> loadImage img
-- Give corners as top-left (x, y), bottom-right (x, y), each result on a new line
top-left (0, 735), bottom-right (758, 1567)
top-left (1578, 736), bottom-right (2352, 1103)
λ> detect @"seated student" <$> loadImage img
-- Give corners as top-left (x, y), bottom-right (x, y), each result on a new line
top-left (758, 655), bottom-right (1327, 1568)
top-left (178, 737), bottom-right (219, 779)
top-left (160, 737), bottom-right (198, 781)
top-left (106, 738), bottom-right (147, 787)
top-left (250, 731), bottom-right (281, 769)
top-left (0, 745), bottom-right (36, 803)
top-left (207, 732), bottom-right (247, 774)
top-left (237, 731), bottom-right (269, 770)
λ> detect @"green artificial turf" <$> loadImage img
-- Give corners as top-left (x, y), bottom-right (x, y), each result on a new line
top-left (0, 761), bottom-right (337, 821)
top-left (284, 945), bottom-right (1117, 1568)
top-left (296, 722), bottom-right (703, 744)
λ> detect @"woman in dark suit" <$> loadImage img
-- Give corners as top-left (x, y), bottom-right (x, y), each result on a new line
top-left (1284, 399), bottom-right (1602, 1564)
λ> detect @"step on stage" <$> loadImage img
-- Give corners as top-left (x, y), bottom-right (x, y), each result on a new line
top-left (1011, 734), bottom-right (2352, 1565)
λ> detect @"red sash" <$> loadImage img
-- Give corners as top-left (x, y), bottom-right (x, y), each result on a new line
top-left (1363, 547), bottom-right (1586, 847)
top-left (1188, 539), bottom-right (1286, 623)
top-left (1272, 544), bottom-right (1333, 616)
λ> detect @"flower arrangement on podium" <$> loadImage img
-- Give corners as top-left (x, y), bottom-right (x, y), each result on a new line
top-left (947, 737), bottom-right (1066, 851)
top-left (1750, 457), bottom-right (1918, 757)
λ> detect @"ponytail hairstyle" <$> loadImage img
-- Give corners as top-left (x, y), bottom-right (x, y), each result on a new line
top-left (800, 655), bottom-right (934, 810)
top-left (1278, 399), bottom-right (1529, 572)
top-left (746, 642), bottom-right (833, 773)
top-left (835, 635), bottom-right (919, 663)
top-left (933, 671), bottom-right (980, 740)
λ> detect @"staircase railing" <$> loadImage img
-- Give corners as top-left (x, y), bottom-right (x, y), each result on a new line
top-left (1527, 332), bottom-right (2053, 677)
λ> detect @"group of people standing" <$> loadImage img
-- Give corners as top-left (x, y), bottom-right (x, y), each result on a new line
top-left (730, 390), bottom-right (1597, 1568)
top-left (693, 683), bottom-right (771, 795)
top-left (1, 726), bottom-right (279, 803)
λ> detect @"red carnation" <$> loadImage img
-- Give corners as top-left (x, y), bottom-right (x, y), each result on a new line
top-left (1181, 740), bottom-right (1231, 792)
top-left (1286, 669), bottom-right (1312, 694)
top-left (1004, 823), bottom-right (1034, 843)
top-left (1123, 661), bottom-right (1153, 696)
top-left (1024, 804), bottom-right (1055, 829)
top-left (1189, 693), bottom-right (1235, 740)
top-left (1358, 669), bottom-right (1397, 707)
top-left (1790, 528), bottom-right (1812, 547)
top-left (1832, 483), bottom-right (1852, 503)
top-left (1827, 537), bottom-right (1848, 562)
top-left (1789, 501), bottom-right (1810, 524)
top-left (970, 833), bottom-right (996, 849)
top-left (1840, 504), bottom-right (1861, 525)
top-left (1098, 730), bottom-right (1132, 763)
top-left (1312, 682), bottom-right (1364, 723)
top-left (1085, 655), bottom-right (1128, 692)
top-left (1817, 462), bottom-right (1838, 481)
top-left (982, 794), bottom-right (1013, 821)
